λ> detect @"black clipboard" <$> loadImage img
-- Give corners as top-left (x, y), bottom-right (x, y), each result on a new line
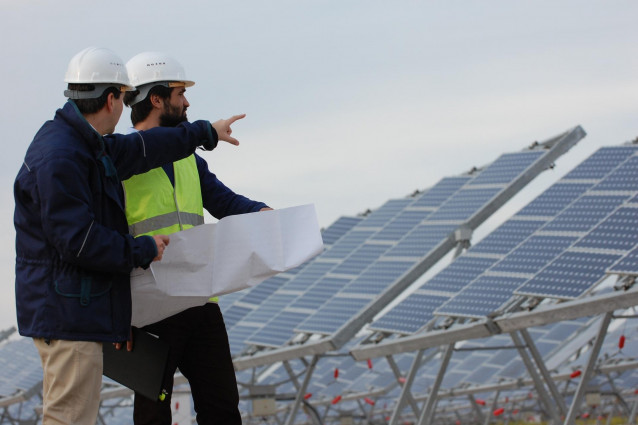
top-left (103, 327), bottom-right (170, 401)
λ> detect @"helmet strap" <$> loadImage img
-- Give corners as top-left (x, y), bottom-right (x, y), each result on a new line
top-left (64, 83), bottom-right (120, 100)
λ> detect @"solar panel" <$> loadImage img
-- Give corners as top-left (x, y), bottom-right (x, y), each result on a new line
top-left (514, 183), bottom-right (593, 218)
top-left (489, 235), bottom-right (578, 275)
top-left (383, 224), bottom-right (458, 258)
top-left (541, 195), bottom-right (630, 232)
top-left (293, 148), bottom-right (565, 337)
top-left (434, 275), bottom-right (528, 319)
top-left (573, 206), bottom-right (638, 251)
top-left (468, 151), bottom-right (544, 185)
top-left (427, 187), bottom-right (502, 221)
top-left (238, 182), bottom-right (474, 347)
top-left (372, 144), bottom-right (637, 327)
top-left (514, 251), bottom-right (621, 299)
top-left (330, 243), bottom-right (393, 275)
top-left (420, 256), bottom-right (499, 293)
top-left (561, 146), bottom-right (638, 180)
top-left (321, 216), bottom-right (364, 246)
top-left (411, 177), bottom-right (472, 208)
top-left (227, 129), bottom-right (585, 358)
top-left (368, 293), bottom-right (450, 334)
top-left (0, 338), bottom-right (41, 397)
top-left (341, 260), bottom-right (415, 295)
top-left (590, 155), bottom-right (638, 191)
top-left (469, 219), bottom-right (545, 255)
top-left (606, 245), bottom-right (638, 276)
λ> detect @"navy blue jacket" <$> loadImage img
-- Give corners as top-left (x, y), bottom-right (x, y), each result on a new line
top-left (161, 154), bottom-right (268, 217)
top-left (14, 101), bottom-right (217, 342)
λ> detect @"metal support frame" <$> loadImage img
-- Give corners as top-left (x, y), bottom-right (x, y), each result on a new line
top-left (510, 331), bottom-right (561, 424)
top-left (417, 344), bottom-right (455, 425)
top-left (483, 390), bottom-right (500, 425)
top-left (603, 373), bottom-right (630, 417)
top-left (282, 361), bottom-right (301, 390)
top-left (519, 328), bottom-right (568, 415)
top-left (386, 353), bottom-right (421, 420)
top-left (564, 311), bottom-right (613, 425)
top-left (467, 394), bottom-right (486, 423)
top-left (351, 285), bottom-right (638, 361)
top-left (284, 355), bottom-right (319, 425)
top-left (628, 398), bottom-right (638, 425)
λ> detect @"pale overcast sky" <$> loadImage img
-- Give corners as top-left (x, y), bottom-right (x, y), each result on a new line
top-left (1, 0), bottom-right (637, 331)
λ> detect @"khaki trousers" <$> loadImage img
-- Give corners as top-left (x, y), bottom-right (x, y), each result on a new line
top-left (34, 338), bottom-right (103, 425)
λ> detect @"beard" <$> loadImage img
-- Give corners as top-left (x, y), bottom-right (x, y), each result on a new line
top-left (159, 104), bottom-right (188, 127)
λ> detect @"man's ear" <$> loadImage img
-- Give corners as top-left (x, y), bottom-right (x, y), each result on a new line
top-left (105, 92), bottom-right (116, 113)
top-left (149, 93), bottom-right (163, 109)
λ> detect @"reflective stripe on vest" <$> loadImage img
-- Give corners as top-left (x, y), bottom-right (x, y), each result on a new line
top-left (128, 211), bottom-right (204, 236)
top-left (122, 155), bottom-right (204, 237)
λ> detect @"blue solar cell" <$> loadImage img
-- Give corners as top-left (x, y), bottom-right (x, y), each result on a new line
top-left (342, 260), bottom-right (414, 295)
top-left (331, 244), bottom-right (392, 275)
top-left (359, 199), bottom-right (414, 228)
top-left (490, 235), bottom-right (577, 274)
top-left (322, 230), bottom-right (376, 259)
top-left (562, 146), bottom-right (638, 180)
top-left (428, 187), bottom-right (502, 221)
top-left (592, 156), bottom-right (638, 191)
top-left (228, 324), bottom-right (261, 355)
top-left (542, 195), bottom-right (630, 232)
top-left (575, 207), bottom-right (638, 251)
top-left (0, 338), bottom-right (42, 397)
top-left (515, 183), bottom-right (592, 217)
top-left (239, 293), bottom-right (297, 324)
top-left (412, 176), bottom-right (472, 208)
top-left (470, 219), bottom-right (545, 255)
top-left (435, 275), bottom-right (528, 319)
top-left (290, 277), bottom-right (350, 310)
top-left (372, 210), bottom-right (432, 241)
top-left (385, 224), bottom-right (458, 257)
top-left (424, 256), bottom-right (499, 293)
top-left (369, 293), bottom-right (450, 334)
top-left (470, 151), bottom-right (544, 185)
top-left (247, 311), bottom-right (312, 347)
top-left (607, 246), bottom-right (638, 275)
top-left (515, 251), bottom-right (622, 299)
top-left (238, 275), bottom-right (288, 306)
top-left (321, 216), bottom-right (364, 246)
top-left (222, 305), bottom-right (253, 329)
top-left (464, 364), bottom-right (502, 385)
top-left (296, 297), bottom-right (371, 335)
top-left (284, 261), bottom-right (337, 292)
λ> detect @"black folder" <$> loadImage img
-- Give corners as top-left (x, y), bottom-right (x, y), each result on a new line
top-left (103, 327), bottom-right (170, 401)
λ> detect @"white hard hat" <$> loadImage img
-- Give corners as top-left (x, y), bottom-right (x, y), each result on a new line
top-left (126, 52), bottom-right (195, 105)
top-left (64, 47), bottom-right (134, 99)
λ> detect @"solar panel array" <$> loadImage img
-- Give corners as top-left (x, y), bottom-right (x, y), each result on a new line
top-left (368, 145), bottom-right (638, 330)
top-left (224, 139), bottom-right (576, 352)
top-left (0, 338), bottom-right (41, 398)
top-left (219, 215), bottom-right (362, 354)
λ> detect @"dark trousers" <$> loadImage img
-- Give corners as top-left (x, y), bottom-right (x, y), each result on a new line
top-left (133, 303), bottom-right (241, 425)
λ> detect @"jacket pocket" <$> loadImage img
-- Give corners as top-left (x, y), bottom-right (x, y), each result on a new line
top-left (54, 275), bottom-right (113, 334)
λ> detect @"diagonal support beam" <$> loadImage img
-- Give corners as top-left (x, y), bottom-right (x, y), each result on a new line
top-left (564, 311), bottom-right (612, 425)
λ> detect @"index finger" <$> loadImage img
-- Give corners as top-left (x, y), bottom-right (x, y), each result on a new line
top-left (226, 114), bottom-right (246, 125)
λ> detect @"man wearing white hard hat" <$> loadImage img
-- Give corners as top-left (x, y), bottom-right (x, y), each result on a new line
top-left (13, 47), bottom-right (244, 425)
top-left (123, 51), bottom-right (270, 425)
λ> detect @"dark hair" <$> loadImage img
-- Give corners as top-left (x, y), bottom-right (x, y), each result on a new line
top-left (126, 85), bottom-right (172, 126)
top-left (69, 84), bottom-right (121, 115)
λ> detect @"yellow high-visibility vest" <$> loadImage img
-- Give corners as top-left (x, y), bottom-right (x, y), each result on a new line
top-left (123, 155), bottom-right (204, 237)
